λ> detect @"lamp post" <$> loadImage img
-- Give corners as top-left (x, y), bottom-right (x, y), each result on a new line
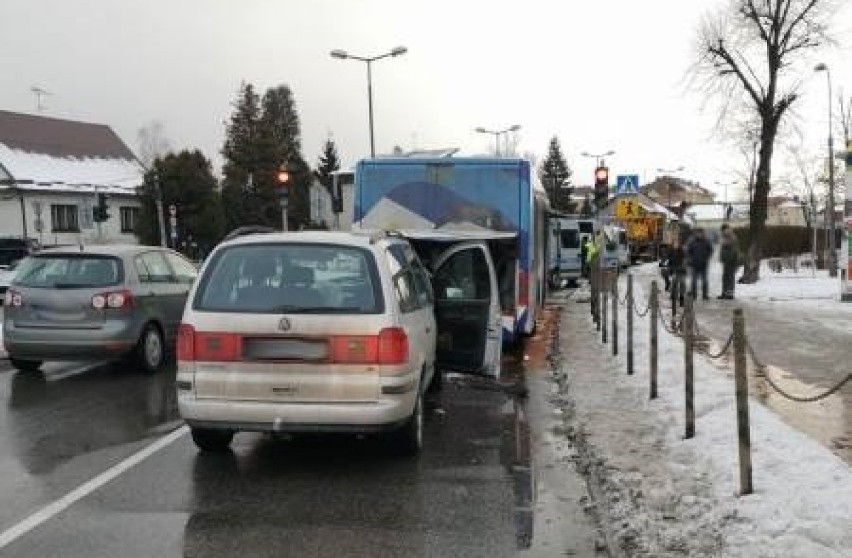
top-left (656, 166), bottom-right (684, 209)
top-left (475, 124), bottom-right (521, 157)
top-left (331, 46), bottom-right (408, 158)
top-left (815, 62), bottom-right (837, 277)
top-left (582, 150), bottom-right (615, 168)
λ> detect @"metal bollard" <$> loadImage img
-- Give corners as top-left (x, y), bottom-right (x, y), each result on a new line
top-left (684, 295), bottom-right (695, 439)
top-left (733, 308), bottom-right (753, 495)
top-left (612, 277), bottom-right (618, 356)
top-left (627, 274), bottom-right (634, 375)
top-left (650, 281), bottom-right (658, 400)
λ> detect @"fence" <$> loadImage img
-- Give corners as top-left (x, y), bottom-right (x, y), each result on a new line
top-left (587, 265), bottom-right (852, 495)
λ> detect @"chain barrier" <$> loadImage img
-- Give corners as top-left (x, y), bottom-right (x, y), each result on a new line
top-left (743, 335), bottom-right (852, 402)
top-left (703, 332), bottom-right (734, 359)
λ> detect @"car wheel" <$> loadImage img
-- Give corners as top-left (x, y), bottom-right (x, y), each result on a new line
top-left (191, 428), bottom-right (234, 452)
top-left (10, 358), bottom-right (42, 373)
top-left (392, 391), bottom-right (423, 456)
top-left (136, 323), bottom-right (165, 373)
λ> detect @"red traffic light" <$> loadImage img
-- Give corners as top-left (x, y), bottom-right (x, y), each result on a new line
top-left (277, 167), bottom-right (290, 184)
top-left (594, 166), bottom-right (609, 184)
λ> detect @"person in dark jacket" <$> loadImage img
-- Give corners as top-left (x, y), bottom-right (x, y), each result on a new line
top-left (580, 235), bottom-right (591, 278)
top-left (718, 224), bottom-right (740, 299)
top-left (668, 236), bottom-right (688, 307)
top-left (686, 227), bottom-right (713, 300)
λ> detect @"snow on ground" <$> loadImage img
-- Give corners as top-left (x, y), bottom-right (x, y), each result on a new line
top-left (550, 269), bottom-right (852, 557)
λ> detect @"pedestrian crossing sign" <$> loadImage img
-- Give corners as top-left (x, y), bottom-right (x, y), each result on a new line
top-left (616, 175), bottom-right (640, 194)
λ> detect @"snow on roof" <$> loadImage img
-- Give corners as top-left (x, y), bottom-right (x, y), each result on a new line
top-left (0, 143), bottom-right (142, 195)
top-left (0, 111), bottom-right (143, 195)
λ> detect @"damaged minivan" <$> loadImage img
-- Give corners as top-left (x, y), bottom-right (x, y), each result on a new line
top-left (176, 230), bottom-right (502, 455)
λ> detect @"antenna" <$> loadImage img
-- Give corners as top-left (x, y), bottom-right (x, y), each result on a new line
top-left (30, 86), bottom-right (51, 112)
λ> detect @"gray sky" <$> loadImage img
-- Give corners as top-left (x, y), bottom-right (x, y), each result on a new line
top-left (1, 0), bottom-right (849, 201)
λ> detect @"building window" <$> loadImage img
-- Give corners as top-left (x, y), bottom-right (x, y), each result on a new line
top-left (120, 206), bottom-right (139, 233)
top-left (51, 204), bottom-right (79, 232)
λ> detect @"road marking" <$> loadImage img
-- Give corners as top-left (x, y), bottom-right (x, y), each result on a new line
top-left (0, 425), bottom-right (189, 549)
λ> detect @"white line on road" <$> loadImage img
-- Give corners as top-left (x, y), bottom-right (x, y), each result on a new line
top-left (0, 425), bottom-right (189, 550)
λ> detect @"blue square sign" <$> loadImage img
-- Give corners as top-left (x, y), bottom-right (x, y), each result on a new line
top-left (616, 175), bottom-right (640, 194)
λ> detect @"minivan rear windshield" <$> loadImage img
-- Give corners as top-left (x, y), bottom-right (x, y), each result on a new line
top-left (194, 243), bottom-right (384, 314)
top-left (14, 255), bottom-right (123, 288)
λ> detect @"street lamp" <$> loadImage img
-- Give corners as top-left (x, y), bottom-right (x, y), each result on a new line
top-left (475, 124), bottom-right (521, 157)
top-left (276, 165), bottom-right (290, 231)
top-left (331, 46), bottom-right (408, 158)
top-left (581, 150), bottom-right (615, 167)
top-left (814, 62), bottom-right (837, 277)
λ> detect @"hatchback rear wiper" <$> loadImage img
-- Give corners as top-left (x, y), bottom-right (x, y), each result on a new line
top-left (269, 305), bottom-right (327, 313)
top-left (52, 282), bottom-right (99, 289)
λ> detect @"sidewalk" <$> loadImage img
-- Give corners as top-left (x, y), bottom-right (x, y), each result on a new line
top-left (544, 268), bottom-right (852, 558)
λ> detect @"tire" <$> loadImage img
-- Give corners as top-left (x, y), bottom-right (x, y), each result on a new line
top-left (10, 358), bottom-right (42, 373)
top-left (191, 427), bottom-right (234, 452)
top-left (426, 367), bottom-right (443, 394)
top-left (135, 323), bottom-right (165, 373)
top-left (392, 391), bottom-right (423, 456)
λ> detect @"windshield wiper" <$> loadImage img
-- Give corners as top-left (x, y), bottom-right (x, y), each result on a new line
top-left (269, 305), bottom-right (327, 313)
top-left (52, 282), bottom-right (100, 289)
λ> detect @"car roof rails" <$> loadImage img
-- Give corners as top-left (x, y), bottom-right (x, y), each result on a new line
top-left (223, 225), bottom-right (277, 242)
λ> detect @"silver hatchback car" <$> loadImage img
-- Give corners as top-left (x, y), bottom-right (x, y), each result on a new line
top-left (4, 245), bottom-right (198, 373)
top-left (177, 230), bottom-right (440, 455)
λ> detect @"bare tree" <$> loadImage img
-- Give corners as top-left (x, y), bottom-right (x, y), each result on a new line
top-left (136, 121), bottom-right (172, 167)
top-left (840, 90), bottom-right (852, 145)
top-left (694, 0), bottom-right (836, 282)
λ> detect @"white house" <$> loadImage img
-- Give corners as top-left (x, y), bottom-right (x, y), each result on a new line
top-left (309, 170), bottom-right (354, 230)
top-left (0, 110), bottom-right (143, 247)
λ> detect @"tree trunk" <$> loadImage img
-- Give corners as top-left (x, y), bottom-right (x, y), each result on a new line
top-left (740, 119), bottom-right (777, 284)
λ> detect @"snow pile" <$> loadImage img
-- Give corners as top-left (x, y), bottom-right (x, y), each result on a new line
top-left (550, 274), bottom-right (852, 557)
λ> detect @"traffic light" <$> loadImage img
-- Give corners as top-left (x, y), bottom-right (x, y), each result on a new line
top-left (594, 166), bottom-right (609, 210)
top-left (93, 193), bottom-right (110, 223)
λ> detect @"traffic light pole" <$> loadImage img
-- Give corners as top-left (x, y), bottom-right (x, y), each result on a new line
top-left (154, 172), bottom-right (168, 248)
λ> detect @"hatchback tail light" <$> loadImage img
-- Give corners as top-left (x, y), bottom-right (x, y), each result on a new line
top-left (92, 289), bottom-right (133, 310)
top-left (377, 327), bottom-right (409, 365)
top-left (177, 324), bottom-right (242, 362)
top-left (5, 289), bottom-right (22, 307)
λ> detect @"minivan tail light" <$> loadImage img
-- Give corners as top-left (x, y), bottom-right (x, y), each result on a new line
top-left (330, 335), bottom-right (379, 364)
top-left (377, 327), bottom-right (409, 365)
top-left (195, 331), bottom-right (242, 362)
top-left (329, 328), bottom-right (408, 365)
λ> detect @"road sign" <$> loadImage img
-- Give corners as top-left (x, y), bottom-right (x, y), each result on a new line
top-left (615, 198), bottom-right (642, 219)
top-left (616, 175), bottom-right (640, 194)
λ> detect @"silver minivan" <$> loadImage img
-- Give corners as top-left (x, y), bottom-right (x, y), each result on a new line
top-left (177, 230), bottom-right (502, 455)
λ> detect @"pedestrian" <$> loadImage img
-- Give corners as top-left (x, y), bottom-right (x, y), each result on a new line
top-left (659, 245), bottom-right (671, 292)
top-left (580, 235), bottom-right (591, 278)
top-left (686, 227), bottom-right (713, 300)
top-left (718, 224), bottom-right (740, 299)
top-left (668, 235), bottom-right (688, 307)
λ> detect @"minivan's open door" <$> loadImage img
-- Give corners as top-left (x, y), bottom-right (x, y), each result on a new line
top-left (431, 241), bottom-right (501, 377)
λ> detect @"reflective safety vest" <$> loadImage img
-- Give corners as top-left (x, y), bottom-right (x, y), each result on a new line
top-left (585, 241), bottom-right (598, 262)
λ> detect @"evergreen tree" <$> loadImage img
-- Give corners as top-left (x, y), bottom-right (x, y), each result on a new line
top-left (539, 136), bottom-right (573, 212)
top-left (314, 138), bottom-right (340, 196)
top-left (221, 83), bottom-right (263, 232)
top-left (136, 149), bottom-right (224, 258)
top-left (259, 85), bottom-right (311, 230)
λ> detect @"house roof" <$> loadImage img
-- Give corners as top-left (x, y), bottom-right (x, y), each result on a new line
top-left (0, 110), bottom-right (142, 194)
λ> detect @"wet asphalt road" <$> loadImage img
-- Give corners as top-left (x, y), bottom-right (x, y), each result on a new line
top-left (0, 349), bottom-right (598, 557)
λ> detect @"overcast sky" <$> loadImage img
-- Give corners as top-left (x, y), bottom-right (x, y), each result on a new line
top-left (1, 0), bottom-right (849, 201)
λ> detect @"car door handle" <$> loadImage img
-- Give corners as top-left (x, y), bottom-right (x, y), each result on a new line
top-left (425, 327), bottom-right (432, 334)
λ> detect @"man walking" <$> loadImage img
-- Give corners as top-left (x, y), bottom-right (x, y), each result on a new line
top-left (686, 227), bottom-right (713, 300)
top-left (580, 235), bottom-right (591, 278)
top-left (718, 224), bottom-right (740, 299)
